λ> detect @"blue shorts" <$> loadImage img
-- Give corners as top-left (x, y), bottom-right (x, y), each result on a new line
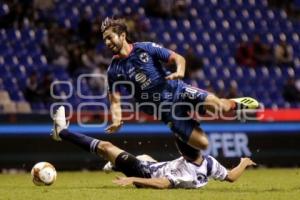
top-left (162, 83), bottom-right (208, 142)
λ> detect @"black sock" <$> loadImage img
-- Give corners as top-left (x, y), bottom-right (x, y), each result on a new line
top-left (59, 129), bottom-right (100, 154)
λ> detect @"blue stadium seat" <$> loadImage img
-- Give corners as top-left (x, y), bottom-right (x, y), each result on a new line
top-left (10, 90), bottom-right (25, 101)
top-left (31, 102), bottom-right (46, 111)
top-left (0, 0), bottom-right (299, 109)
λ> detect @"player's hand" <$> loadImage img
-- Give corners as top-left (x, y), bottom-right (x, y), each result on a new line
top-left (113, 176), bottom-right (133, 186)
top-left (105, 121), bottom-right (123, 134)
top-left (165, 72), bottom-right (184, 80)
top-left (241, 158), bottom-right (257, 167)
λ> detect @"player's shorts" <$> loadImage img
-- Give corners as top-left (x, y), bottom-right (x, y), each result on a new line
top-left (115, 152), bottom-right (152, 179)
top-left (163, 83), bottom-right (209, 142)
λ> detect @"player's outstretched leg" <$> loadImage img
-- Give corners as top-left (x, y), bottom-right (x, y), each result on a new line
top-left (204, 94), bottom-right (259, 113)
top-left (51, 106), bottom-right (124, 165)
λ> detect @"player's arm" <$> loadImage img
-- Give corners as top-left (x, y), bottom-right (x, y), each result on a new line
top-left (146, 42), bottom-right (186, 80)
top-left (113, 176), bottom-right (171, 189)
top-left (225, 158), bottom-right (256, 183)
top-left (165, 52), bottom-right (186, 80)
top-left (105, 92), bottom-right (123, 134)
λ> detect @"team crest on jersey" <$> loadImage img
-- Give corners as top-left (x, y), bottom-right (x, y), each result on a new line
top-left (197, 173), bottom-right (208, 183)
top-left (139, 52), bottom-right (149, 63)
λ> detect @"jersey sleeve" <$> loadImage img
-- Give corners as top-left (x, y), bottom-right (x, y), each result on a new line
top-left (107, 69), bottom-right (115, 93)
top-left (107, 65), bottom-right (121, 93)
top-left (208, 156), bottom-right (228, 181)
top-left (143, 42), bottom-right (173, 62)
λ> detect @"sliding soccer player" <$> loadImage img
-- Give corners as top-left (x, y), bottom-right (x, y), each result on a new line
top-left (52, 106), bottom-right (256, 189)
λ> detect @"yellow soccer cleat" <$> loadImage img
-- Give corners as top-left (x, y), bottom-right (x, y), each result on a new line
top-left (231, 97), bottom-right (260, 109)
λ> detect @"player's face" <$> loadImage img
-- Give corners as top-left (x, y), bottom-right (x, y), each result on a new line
top-left (103, 28), bottom-right (125, 54)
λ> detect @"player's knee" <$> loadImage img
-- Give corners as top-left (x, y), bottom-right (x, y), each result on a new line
top-left (189, 128), bottom-right (209, 150)
top-left (98, 141), bottom-right (113, 153)
top-left (199, 137), bottom-right (209, 150)
top-left (189, 136), bottom-right (209, 150)
top-left (196, 135), bottom-right (209, 149)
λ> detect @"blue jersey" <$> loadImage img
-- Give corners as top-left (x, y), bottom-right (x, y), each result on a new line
top-left (107, 42), bottom-right (208, 142)
top-left (107, 42), bottom-right (178, 102)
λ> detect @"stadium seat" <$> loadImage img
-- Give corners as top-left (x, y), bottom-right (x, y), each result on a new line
top-left (0, 90), bottom-right (11, 104)
top-left (16, 102), bottom-right (32, 113)
top-left (0, 3), bottom-right (9, 16)
top-left (0, 0), bottom-right (299, 110)
top-left (0, 101), bottom-right (17, 114)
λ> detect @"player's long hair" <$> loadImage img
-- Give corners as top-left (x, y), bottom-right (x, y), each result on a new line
top-left (101, 17), bottom-right (132, 42)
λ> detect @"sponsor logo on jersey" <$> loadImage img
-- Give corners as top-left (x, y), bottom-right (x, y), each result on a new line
top-left (128, 67), bottom-right (135, 74)
top-left (135, 73), bottom-right (147, 83)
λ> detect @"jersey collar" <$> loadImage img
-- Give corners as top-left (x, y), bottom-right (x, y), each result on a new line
top-left (185, 156), bottom-right (205, 167)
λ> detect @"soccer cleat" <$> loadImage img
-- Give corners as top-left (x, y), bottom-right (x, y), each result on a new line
top-left (231, 97), bottom-right (259, 109)
top-left (103, 161), bottom-right (114, 173)
top-left (51, 106), bottom-right (69, 141)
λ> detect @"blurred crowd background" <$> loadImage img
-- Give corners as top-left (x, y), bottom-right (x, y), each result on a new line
top-left (0, 0), bottom-right (300, 114)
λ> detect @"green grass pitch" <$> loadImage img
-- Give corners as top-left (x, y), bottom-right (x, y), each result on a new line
top-left (0, 169), bottom-right (299, 200)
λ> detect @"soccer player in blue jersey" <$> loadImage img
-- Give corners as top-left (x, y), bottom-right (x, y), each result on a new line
top-left (101, 17), bottom-right (259, 150)
top-left (52, 106), bottom-right (256, 189)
